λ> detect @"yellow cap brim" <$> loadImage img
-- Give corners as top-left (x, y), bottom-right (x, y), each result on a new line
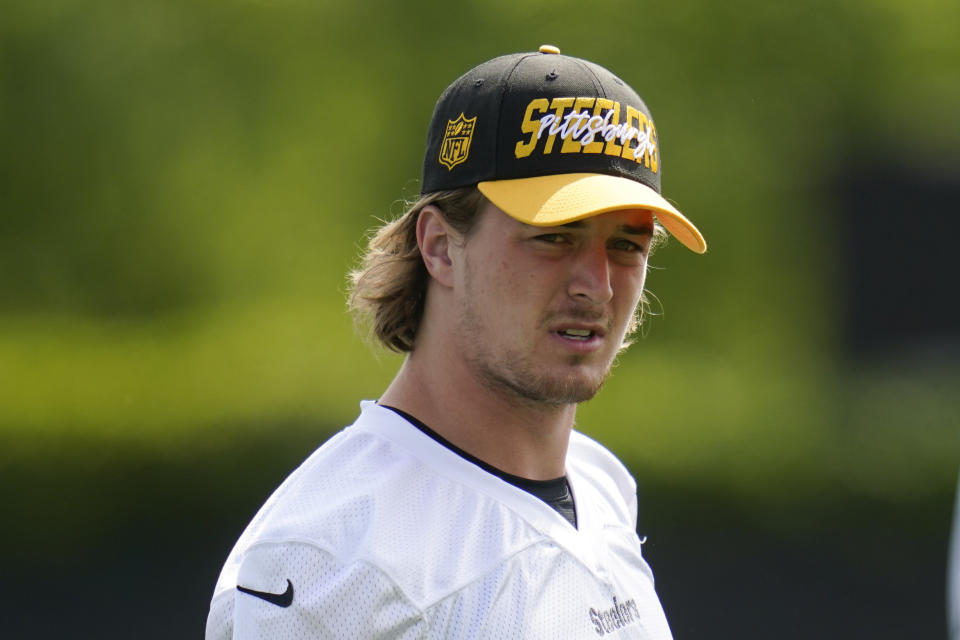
top-left (478, 173), bottom-right (706, 254)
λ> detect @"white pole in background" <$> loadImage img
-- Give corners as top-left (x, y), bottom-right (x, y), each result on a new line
top-left (950, 469), bottom-right (960, 640)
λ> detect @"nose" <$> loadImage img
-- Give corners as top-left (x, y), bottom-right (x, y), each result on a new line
top-left (567, 242), bottom-right (613, 304)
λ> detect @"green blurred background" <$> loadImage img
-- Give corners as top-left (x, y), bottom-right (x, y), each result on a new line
top-left (2, 0), bottom-right (958, 637)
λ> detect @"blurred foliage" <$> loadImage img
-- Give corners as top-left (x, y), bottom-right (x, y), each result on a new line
top-left (2, 0), bottom-right (958, 537)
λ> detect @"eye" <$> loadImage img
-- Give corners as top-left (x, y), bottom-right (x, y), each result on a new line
top-left (609, 238), bottom-right (645, 253)
top-left (534, 233), bottom-right (569, 245)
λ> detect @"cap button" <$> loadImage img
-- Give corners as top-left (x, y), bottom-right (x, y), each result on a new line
top-left (538, 44), bottom-right (561, 55)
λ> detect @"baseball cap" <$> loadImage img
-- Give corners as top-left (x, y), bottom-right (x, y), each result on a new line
top-left (421, 45), bottom-right (706, 254)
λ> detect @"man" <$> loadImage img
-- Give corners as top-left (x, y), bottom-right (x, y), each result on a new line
top-left (206, 45), bottom-right (706, 639)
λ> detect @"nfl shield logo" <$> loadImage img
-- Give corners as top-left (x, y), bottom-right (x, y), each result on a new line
top-left (438, 113), bottom-right (477, 170)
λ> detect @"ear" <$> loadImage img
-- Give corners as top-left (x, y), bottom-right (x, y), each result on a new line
top-left (417, 205), bottom-right (458, 288)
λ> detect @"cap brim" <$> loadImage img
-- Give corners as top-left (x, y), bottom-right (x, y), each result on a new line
top-left (477, 173), bottom-right (706, 254)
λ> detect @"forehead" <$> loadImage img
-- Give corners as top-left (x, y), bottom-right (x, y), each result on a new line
top-left (554, 210), bottom-right (656, 235)
top-left (479, 201), bottom-right (655, 234)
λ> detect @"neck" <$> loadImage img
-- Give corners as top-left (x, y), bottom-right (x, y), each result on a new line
top-left (379, 343), bottom-right (576, 481)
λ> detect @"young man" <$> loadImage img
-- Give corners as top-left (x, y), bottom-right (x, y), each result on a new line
top-left (207, 45), bottom-right (706, 639)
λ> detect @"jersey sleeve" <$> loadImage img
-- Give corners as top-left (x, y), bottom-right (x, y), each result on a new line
top-left (212, 541), bottom-right (426, 640)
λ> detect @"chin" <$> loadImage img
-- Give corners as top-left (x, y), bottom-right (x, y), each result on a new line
top-left (527, 370), bottom-right (609, 405)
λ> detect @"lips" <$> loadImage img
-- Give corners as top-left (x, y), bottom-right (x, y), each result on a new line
top-left (546, 307), bottom-right (611, 346)
top-left (553, 322), bottom-right (607, 341)
top-left (558, 328), bottom-right (594, 340)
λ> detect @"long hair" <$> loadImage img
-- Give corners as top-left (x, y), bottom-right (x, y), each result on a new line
top-left (347, 187), bottom-right (486, 352)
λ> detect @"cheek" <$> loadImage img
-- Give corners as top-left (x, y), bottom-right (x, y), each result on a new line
top-left (636, 269), bottom-right (649, 299)
top-left (460, 256), bottom-right (528, 317)
top-left (480, 248), bottom-right (541, 293)
top-left (615, 268), bottom-right (648, 309)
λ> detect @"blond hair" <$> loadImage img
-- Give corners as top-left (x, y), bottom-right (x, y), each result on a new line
top-left (348, 187), bottom-right (486, 352)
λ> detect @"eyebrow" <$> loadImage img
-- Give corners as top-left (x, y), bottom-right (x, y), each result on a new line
top-left (559, 220), bottom-right (655, 236)
top-left (620, 224), bottom-right (655, 236)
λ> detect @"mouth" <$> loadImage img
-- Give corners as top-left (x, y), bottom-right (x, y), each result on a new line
top-left (556, 328), bottom-right (596, 341)
top-left (553, 322), bottom-right (607, 343)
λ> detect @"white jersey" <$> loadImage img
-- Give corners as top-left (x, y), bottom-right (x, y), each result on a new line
top-left (206, 401), bottom-right (673, 639)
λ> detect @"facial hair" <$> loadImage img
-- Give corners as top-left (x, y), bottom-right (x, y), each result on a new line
top-left (456, 297), bottom-right (620, 408)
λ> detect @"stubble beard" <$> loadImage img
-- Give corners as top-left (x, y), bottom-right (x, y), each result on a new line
top-left (471, 348), bottom-right (610, 408)
top-left (456, 301), bottom-right (618, 409)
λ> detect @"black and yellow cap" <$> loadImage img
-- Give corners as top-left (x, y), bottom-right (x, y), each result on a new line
top-left (421, 45), bottom-right (706, 254)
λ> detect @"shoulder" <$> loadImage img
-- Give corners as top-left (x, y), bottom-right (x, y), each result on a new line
top-left (213, 402), bottom-right (546, 609)
top-left (208, 540), bottom-right (427, 640)
top-left (567, 430), bottom-right (639, 528)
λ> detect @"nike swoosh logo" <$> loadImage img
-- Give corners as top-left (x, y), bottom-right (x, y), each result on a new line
top-left (237, 579), bottom-right (294, 607)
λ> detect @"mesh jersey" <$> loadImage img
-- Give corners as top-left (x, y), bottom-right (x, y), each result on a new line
top-left (206, 401), bottom-right (673, 639)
